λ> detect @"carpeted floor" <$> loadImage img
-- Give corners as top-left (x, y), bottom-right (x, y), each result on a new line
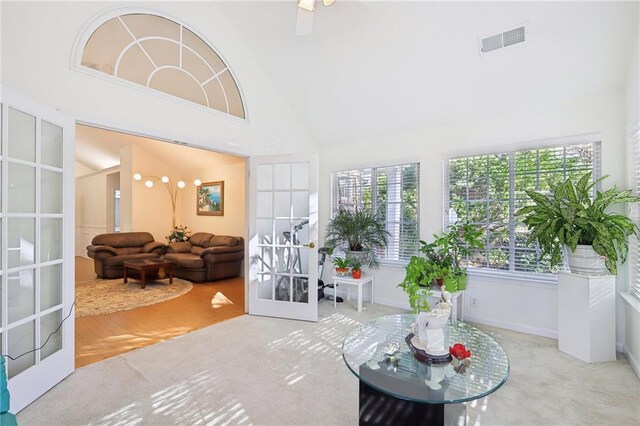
top-left (18, 301), bottom-right (640, 425)
top-left (75, 277), bottom-right (193, 317)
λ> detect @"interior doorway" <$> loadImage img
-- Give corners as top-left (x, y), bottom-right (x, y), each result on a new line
top-left (74, 123), bottom-right (247, 367)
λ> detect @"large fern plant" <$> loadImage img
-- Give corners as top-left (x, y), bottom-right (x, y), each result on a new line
top-left (325, 208), bottom-right (389, 268)
top-left (516, 172), bottom-right (640, 275)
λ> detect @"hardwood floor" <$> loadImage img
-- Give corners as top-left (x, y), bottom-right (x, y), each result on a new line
top-left (75, 257), bottom-right (246, 368)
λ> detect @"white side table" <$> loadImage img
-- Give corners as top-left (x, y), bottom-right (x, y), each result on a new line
top-left (332, 273), bottom-right (375, 312)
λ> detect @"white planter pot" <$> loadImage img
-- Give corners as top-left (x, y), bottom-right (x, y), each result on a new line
top-left (566, 245), bottom-right (608, 275)
top-left (345, 250), bottom-right (369, 265)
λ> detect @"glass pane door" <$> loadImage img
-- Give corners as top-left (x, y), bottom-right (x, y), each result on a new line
top-left (1, 88), bottom-right (74, 412)
top-left (249, 155), bottom-right (318, 321)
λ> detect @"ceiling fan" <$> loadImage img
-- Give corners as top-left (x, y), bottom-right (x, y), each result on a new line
top-left (296, 0), bottom-right (336, 35)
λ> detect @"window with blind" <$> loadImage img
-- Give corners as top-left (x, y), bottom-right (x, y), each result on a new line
top-left (331, 163), bottom-right (420, 263)
top-left (629, 125), bottom-right (640, 301)
top-left (444, 141), bottom-right (601, 275)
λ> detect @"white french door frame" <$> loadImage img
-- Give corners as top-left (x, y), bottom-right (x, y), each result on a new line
top-left (248, 153), bottom-right (319, 322)
top-left (0, 86), bottom-right (76, 412)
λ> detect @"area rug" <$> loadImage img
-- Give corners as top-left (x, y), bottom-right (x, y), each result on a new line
top-left (75, 277), bottom-right (193, 317)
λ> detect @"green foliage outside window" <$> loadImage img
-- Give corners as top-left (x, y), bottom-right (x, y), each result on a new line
top-left (333, 163), bottom-right (419, 262)
top-left (447, 142), bottom-right (599, 274)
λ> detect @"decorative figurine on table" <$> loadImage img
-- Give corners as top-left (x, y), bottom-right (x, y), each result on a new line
top-left (449, 343), bottom-right (471, 360)
top-left (406, 289), bottom-right (454, 364)
top-left (449, 343), bottom-right (472, 373)
top-left (424, 364), bottom-right (451, 390)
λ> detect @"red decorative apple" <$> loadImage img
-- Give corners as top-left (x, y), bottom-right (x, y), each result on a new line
top-left (449, 343), bottom-right (472, 360)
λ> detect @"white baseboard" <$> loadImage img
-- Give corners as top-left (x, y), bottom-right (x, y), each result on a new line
top-left (463, 314), bottom-right (558, 339)
top-left (327, 290), bottom-right (408, 310)
top-left (623, 345), bottom-right (640, 379)
top-left (371, 295), bottom-right (410, 310)
top-left (365, 294), bottom-right (558, 338)
top-left (349, 293), bottom-right (628, 353)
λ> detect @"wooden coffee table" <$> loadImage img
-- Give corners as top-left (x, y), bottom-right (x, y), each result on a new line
top-left (123, 259), bottom-right (173, 289)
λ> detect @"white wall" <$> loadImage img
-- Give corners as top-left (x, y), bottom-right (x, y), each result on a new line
top-left (75, 166), bottom-right (119, 256)
top-left (624, 17), bottom-right (640, 377)
top-left (119, 145), bottom-right (134, 234)
top-left (626, 29), bottom-right (640, 127)
top-left (178, 160), bottom-right (246, 239)
top-left (319, 90), bottom-right (629, 342)
top-left (75, 161), bottom-right (96, 177)
top-left (116, 143), bottom-right (245, 244)
top-left (76, 170), bottom-right (108, 230)
top-left (125, 145), bottom-right (179, 243)
top-left (0, 2), bottom-right (317, 157)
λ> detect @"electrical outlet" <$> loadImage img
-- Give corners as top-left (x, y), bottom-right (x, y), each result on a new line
top-left (471, 297), bottom-right (478, 307)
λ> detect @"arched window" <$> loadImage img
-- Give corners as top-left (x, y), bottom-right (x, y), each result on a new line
top-left (80, 13), bottom-right (245, 119)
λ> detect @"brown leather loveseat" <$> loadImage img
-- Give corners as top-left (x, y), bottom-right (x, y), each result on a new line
top-left (164, 232), bottom-right (244, 282)
top-left (86, 232), bottom-right (166, 279)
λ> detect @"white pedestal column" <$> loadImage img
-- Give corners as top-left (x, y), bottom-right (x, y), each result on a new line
top-left (557, 271), bottom-right (616, 363)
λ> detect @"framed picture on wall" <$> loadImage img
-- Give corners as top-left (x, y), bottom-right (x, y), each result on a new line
top-left (197, 181), bottom-right (224, 216)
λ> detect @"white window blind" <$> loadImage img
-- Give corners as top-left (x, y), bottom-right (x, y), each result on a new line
top-left (331, 163), bottom-right (420, 263)
top-left (629, 124), bottom-right (640, 301)
top-left (444, 141), bottom-right (601, 275)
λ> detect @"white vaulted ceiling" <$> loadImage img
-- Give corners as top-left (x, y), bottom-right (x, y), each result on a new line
top-left (3, 1), bottom-right (637, 153)
top-left (216, 1), bottom-right (638, 145)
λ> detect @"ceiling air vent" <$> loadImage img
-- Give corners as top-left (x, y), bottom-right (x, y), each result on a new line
top-left (480, 24), bottom-right (527, 54)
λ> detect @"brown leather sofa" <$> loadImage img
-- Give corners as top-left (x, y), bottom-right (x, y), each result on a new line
top-left (86, 232), bottom-right (166, 279)
top-left (164, 232), bottom-right (244, 282)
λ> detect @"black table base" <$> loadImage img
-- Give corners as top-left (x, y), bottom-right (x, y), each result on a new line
top-left (359, 380), bottom-right (465, 426)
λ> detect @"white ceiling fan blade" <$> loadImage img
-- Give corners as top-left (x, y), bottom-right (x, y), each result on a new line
top-left (298, 0), bottom-right (315, 12)
top-left (323, 0), bottom-right (335, 6)
top-left (295, 7), bottom-right (314, 36)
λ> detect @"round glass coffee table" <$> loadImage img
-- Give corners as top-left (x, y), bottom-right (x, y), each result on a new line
top-left (342, 314), bottom-right (509, 425)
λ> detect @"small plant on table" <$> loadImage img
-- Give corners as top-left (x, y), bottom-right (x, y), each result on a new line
top-left (350, 258), bottom-right (363, 279)
top-left (333, 257), bottom-right (351, 277)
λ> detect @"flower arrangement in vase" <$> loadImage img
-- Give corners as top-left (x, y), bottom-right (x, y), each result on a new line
top-left (167, 225), bottom-right (192, 243)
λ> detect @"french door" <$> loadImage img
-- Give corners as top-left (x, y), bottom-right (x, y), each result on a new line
top-left (0, 87), bottom-right (75, 412)
top-left (248, 154), bottom-right (318, 321)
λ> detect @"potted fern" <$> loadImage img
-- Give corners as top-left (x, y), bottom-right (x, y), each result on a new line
top-left (325, 208), bottom-right (390, 268)
top-left (516, 172), bottom-right (640, 275)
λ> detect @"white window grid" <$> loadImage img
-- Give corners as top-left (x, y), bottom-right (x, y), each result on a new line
top-left (331, 163), bottom-right (420, 263)
top-left (629, 123), bottom-right (640, 301)
top-left (80, 13), bottom-right (245, 118)
top-left (444, 141), bottom-right (601, 276)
